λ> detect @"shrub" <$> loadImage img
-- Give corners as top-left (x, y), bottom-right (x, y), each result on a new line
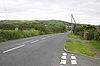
top-left (0, 30), bottom-right (40, 42)
top-left (0, 24), bottom-right (16, 30)
top-left (73, 25), bottom-right (100, 41)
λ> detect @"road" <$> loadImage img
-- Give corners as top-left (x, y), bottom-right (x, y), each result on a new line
top-left (0, 33), bottom-right (100, 66)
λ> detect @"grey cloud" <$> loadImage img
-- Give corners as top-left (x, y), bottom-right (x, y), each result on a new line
top-left (0, 0), bottom-right (100, 25)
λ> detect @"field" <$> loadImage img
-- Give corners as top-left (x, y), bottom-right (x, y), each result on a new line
top-left (0, 20), bottom-right (71, 25)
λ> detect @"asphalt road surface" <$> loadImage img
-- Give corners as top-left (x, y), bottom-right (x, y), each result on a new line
top-left (0, 33), bottom-right (100, 66)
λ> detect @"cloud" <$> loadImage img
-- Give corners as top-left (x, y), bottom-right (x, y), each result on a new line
top-left (0, 0), bottom-right (100, 25)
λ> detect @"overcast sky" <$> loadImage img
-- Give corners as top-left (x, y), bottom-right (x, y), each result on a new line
top-left (0, 0), bottom-right (100, 25)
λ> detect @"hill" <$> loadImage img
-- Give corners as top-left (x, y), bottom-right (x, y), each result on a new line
top-left (0, 20), bottom-right (72, 25)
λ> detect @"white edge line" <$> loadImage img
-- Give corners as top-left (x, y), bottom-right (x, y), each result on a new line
top-left (3, 44), bottom-right (25, 53)
top-left (31, 40), bottom-right (39, 43)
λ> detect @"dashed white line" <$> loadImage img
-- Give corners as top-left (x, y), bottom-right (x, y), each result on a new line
top-left (61, 56), bottom-right (67, 59)
top-left (60, 60), bottom-right (66, 65)
top-left (71, 60), bottom-right (77, 64)
top-left (31, 40), bottom-right (39, 43)
top-left (3, 44), bottom-right (25, 53)
top-left (71, 56), bottom-right (76, 59)
top-left (62, 53), bottom-right (67, 56)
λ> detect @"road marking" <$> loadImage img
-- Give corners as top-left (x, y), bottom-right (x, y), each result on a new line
top-left (3, 44), bottom-right (25, 53)
top-left (60, 60), bottom-right (66, 65)
top-left (41, 37), bottom-right (46, 40)
top-left (60, 65), bottom-right (63, 66)
top-left (71, 60), bottom-right (77, 64)
top-left (61, 56), bottom-right (67, 59)
top-left (72, 54), bottom-right (74, 55)
top-left (62, 53), bottom-right (67, 56)
top-left (31, 40), bottom-right (39, 43)
top-left (71, 56), bottom-right (76, 59)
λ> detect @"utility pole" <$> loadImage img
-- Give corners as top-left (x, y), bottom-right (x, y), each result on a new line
top-left (71, 14), bottom-right (73, 32)
top-left (71, 14), bottom-right (76, 27)
top-left (71, 14), bottom-right (77, 32)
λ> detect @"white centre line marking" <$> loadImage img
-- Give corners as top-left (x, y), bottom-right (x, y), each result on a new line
top-left (3, 44), bottom-right (25, 53)
top-left (72, 54), bottom-right (74, 55)
top-left (71, 60), bottom-right (77, 64)
top-left (62, 53), bottom-right (67, 56)
top-left (60, 60), bottom-right (66, 65)
top-left (61, 56), bottom-right (67, 59)
top-left (31, 40), bottom-right (39, 43)
top-left (71, 56), bottom-right (76, 59)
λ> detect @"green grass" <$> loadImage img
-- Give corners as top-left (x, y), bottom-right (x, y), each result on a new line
top-left (87, 40), bottom-right (100, 50)
top-left (64, 40), bottom-right (96, 56)
top-left (38, 20), bottom-right (65, 25)
top-left (68, 33), bottom-right (78, 39)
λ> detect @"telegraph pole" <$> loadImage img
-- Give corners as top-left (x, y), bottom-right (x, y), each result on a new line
top-left (71, 14), bottom-right (73, 32)
top-left (71, 14), bottom-right (77, 32)
top-left (71, 14), bottom-right (76, 27)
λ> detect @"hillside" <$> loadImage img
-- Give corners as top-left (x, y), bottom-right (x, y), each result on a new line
top-left (0, 20), bottom-right (71, 25)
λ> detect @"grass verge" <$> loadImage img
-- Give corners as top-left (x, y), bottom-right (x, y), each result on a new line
top-left (64, 40), bottom-right (96, 56)
top-left (68, 33), bottom-right (78, 39)
top-left (87, 40), bottom-right (100, 50)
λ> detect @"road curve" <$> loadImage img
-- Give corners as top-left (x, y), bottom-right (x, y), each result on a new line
top-left (0, 33), bottom-right (66, 66)
top-left (0, 33), bottom-right (100, 66)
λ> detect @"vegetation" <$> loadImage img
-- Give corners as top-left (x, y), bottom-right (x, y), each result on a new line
top-left (0, 20), bottom-right (67, 42)
top-left (68, 33), bottom-right (78, 39)
top-left (87, 40), bottom-right (100, 50)
top-left (0, 20), bottom-right (71, 25)
top-left (0, 30), bottom-right (40, 41)
top-left (0, 24), bottom-right (16, 30)
top-left (72, 24), bottom-right (100, 41)
top-left (64, 40), bottom-right (96, 56)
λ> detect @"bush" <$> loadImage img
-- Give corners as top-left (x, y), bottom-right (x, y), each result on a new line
top-left (0, 24), bottom-right (16, 30)
top-left (0, 22), bottom-right (67, 42)
top-left (73, 25), bottom-right (100, 41)
top-left (0, 30), bottom-right (40, 42)
top-left (0, 37), bottom-right (6, 42)
top-left (68, 33), bottom-right (78, 39)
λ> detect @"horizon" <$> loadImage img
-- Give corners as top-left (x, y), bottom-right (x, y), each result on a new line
top-left (1, 20), bottom-right (99, 25)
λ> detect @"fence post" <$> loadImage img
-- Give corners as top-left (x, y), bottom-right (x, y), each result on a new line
top-left (83, 32), bottom-right (89, 39)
